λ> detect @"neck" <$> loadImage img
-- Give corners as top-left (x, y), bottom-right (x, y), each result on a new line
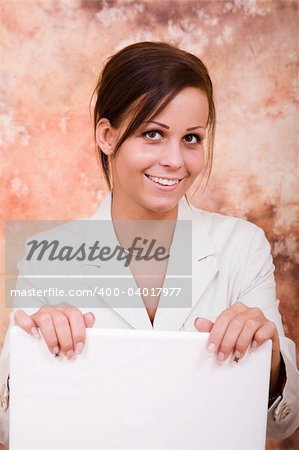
top-left (110, 192), bottom-right (178, 254)
top-left (110, 193), bottom-right (178, 221)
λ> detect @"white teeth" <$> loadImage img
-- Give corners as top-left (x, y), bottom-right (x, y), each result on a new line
top-left (146, 174), bottom-right (179, 186)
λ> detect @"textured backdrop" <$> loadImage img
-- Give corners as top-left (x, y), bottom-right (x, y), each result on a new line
top-left (1, 1), bottom-right (298, 448)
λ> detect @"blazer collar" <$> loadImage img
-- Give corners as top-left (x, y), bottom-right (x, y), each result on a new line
top-left (86, 192), bottom-right (218, 330)
top-left (90, 192), bottom-right (215, 259)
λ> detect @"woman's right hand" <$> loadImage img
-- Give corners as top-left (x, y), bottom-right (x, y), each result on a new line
top-left (14, 304), bottom-right (96, 358)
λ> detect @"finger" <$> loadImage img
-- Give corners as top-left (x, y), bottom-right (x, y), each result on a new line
top-left (64, 308), bottom-right (87, 355)
top-left (251, 320), bottom-right (278, 350)
top-left (216, 315), bottom-right (246, 363)
top-left (14, 310), bottom-right (40, 339)
top-left (207, 303), bottom-right (248, 354)
top-left (254, 322), bottom-right (282, 379)
top-left (217, 307), bottom-right (265, 362)
top-left (84, 312), bottom-right (96, 328)
top-left (31, 311), bottom-right (60, 356)
top-left (55, 301), bottom-right (73, 309)
top-left (51, 311), bottom-right (74, 358)
top-left (194, 317), bottom-right (213, 332)
top-left (233, 317), bottom-right (266, 359)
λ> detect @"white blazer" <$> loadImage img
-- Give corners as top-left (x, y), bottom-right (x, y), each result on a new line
top-left (0, 193), bottom-right (298, 444)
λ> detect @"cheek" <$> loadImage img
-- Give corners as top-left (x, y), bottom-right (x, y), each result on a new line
top-left (186, 150), bottom-right (205, 175)
top-left (119, 146), bottom-right (155, 171)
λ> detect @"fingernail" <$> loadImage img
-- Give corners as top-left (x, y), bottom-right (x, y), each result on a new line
top-left (251, 340), bottom-right (258, 349)
top-left (217, 352), bottom-right (225, 363)
top-left (75, 342), bottom-right (84, 355)
top-left (234, 351), bottom-right (241, 359)
top-left (66, 350), bottom-right (74, 359)
top-left (207, 343), bottom-right (216, 354)
top-left (52, 347), bottom-right (59, 356)
top-left (31, 327), bottom-right (40, 339)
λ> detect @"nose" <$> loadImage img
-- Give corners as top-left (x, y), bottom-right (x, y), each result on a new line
top-left (159, 141), bottom-right (184, 170)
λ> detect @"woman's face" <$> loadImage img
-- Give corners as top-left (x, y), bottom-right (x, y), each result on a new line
top-left (110, 87), bottom-right (209, 219)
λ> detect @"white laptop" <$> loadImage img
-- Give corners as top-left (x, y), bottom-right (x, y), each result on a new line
top-left (9, 326), bottom-right (271, 450)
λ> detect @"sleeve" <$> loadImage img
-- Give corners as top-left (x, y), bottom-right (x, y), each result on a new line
top-left (0, 314), bottom-right (11, 446)
top-left (0, 261), bottom-right (42, 446)
top-left (237, 226), bottom-right (299, 439)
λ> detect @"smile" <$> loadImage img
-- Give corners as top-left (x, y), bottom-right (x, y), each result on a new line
top-left (144, 174), bottom-right (182, 186)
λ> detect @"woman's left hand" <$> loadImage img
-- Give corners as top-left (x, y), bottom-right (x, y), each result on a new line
top-left (194, 302), bottom-right (283, 395)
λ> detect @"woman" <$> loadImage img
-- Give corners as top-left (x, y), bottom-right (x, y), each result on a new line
top-left (0, 41), bottom-right (298, 445)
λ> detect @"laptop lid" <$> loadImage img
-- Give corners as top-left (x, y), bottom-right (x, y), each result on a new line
top-left (9, 326), bottom-right (271, 450)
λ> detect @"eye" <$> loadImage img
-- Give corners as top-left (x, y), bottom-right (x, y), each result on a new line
top-left (184, 133), bottom-right (203, 144)
top-left (142, 129), bottom-right (163, 141)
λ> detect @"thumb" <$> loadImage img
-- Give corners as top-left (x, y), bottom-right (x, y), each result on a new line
top-left (84, 312), bottom-right (96, 328)
top-left (194, 317), bottom-right (214, 332)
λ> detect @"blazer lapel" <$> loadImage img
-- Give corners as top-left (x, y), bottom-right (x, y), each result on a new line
top-left (153, 198), bottom-right (219, 330)
top-left (82, 193), bottom-right (153, 330)
top-left (83, 193), bottom-right (219, 331)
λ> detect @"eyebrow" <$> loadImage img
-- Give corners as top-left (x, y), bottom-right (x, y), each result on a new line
top-left (145, 120), bottom-right (205, 131)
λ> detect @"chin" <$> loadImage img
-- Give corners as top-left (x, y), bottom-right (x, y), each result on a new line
top-left (145, 198), bottom-right (180, 214)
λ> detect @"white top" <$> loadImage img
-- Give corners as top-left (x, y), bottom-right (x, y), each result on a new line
top-left (0, 193), bottom-right (298, 444)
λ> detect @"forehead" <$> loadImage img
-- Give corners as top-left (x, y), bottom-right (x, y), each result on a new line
top-left (118, 87), bottom-right (209, 132)
top-left (153, 87), bottom-right (209, 122)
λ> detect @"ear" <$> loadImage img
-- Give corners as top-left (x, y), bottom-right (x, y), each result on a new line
top-left (95, 118), bottom-right (115, 157)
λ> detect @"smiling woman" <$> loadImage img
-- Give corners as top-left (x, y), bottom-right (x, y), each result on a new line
top-left (96, 86), bottom-right (208, 219)
top-left (0, 41), bottom-right (298, 447)
top-left (92, 41), bottom-right (215, 194)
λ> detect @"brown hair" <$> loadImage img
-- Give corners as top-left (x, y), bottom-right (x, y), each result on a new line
top-left (92, 41), bottom-right (216, 191)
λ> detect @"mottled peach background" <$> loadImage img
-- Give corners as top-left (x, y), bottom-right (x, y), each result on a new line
top-left (1, 0), bottom-right (298, 448)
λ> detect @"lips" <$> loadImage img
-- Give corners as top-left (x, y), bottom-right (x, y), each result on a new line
top-left (144, 173), bottom-right (184, 186)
